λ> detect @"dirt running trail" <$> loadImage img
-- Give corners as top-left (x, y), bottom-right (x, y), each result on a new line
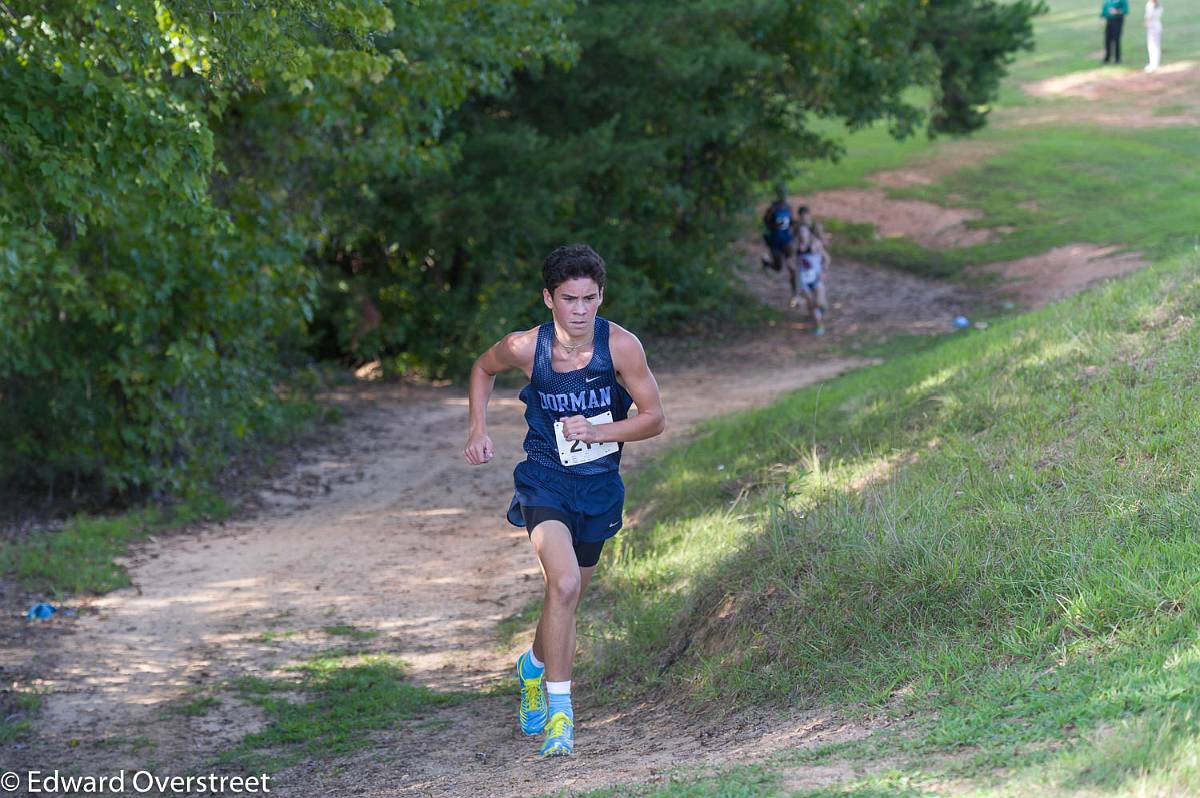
top-left (3, 246), bottom-right (999, 797)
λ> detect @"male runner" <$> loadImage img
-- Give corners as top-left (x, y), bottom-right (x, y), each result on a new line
top-left (761, 186), bottom-right (797, 275)
top-left (463, 244), bottom-right (666, 757)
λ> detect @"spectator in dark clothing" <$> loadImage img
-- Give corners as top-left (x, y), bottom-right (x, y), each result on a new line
top-left (1101, 0), bottom-right (1129, 63)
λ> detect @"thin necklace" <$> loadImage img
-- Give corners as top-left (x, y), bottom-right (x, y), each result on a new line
top-left (555, 332), bottom-right (594, 354)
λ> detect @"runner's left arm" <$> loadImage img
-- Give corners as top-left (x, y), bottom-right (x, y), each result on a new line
top-left (559, 327), bottom-right (666, 445)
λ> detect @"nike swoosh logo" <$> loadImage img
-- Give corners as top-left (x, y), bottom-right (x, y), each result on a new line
top-left (609, 521), bottom-right (620, 527)
top-left (585, 376), bottom-right (602, 383)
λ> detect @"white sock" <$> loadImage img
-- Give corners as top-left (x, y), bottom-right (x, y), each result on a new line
top-left (546, 680), bottom-right (572, 718)
top-left (528, 648), bottom-right (544, 669)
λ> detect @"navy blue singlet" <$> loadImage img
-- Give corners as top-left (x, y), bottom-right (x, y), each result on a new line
top-left (518, 316), bottom-right (634, 476)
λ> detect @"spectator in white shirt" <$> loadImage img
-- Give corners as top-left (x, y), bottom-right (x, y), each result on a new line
top-left (1144, 0), bottom-right (1163, 73)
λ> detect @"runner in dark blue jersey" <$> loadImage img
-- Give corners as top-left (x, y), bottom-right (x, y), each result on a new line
top-left (463, 244), bottom-right (666, 757)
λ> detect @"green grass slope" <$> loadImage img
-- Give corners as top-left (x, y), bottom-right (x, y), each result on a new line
top-left (582, 250), bottom-right (1200, 795)
top-left (1007, 0), bottom-right (1200, 83)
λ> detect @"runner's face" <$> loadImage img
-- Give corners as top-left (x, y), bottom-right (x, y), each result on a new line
top-left (544, 278), bottom-right (602, 336)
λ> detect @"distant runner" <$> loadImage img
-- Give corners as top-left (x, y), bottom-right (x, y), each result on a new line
top-left (761, 186), bottom-right (798, 276)
top-left (795, 206), bottom-right (831, 335)
top-left (463, 244), bottom-right (667, 757)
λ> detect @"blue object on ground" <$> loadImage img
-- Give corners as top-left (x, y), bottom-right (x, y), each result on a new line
top-left (26, 602), bottom-right (74, 621)
top-left (954, 315), bottom-right (970, 328)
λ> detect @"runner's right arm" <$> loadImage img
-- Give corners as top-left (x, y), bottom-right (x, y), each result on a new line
top-left (463, 329), bottom-right (536, 465)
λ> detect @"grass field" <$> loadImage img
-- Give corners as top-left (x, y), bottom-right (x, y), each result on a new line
top-left (0, 494), bottom-right (231, 597)
top-left (797, 0), bottom-right (1200, 191)
top-left (1007, 0), bottom-right (1200, 83)
top-left (826, 125), bottom-right (1200, 278)
top-left (790, 0), bottom-right (1200, 280)
top-left (223, 651), bottom-right (463, 773)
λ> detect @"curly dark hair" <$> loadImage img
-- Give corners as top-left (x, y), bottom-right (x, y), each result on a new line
top-left (542, 244), bottom-right (607, 295)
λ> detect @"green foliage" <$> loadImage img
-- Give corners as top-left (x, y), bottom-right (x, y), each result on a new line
top-left (0, 3), bottom-right (352, 495)
top-left (0, 0), bottom-right (1041, 490)
top-left (0, 2), bottom-right (572, 496)
top-left (920, 0), bottom-right (1043, 134)
top-left (0, 490), bottom-right (229, 596)
top-left (307, 0), bottom-right (1044, 378)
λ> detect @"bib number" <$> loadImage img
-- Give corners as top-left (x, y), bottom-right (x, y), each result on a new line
top-left (553, 411), bottom-right (618, 467)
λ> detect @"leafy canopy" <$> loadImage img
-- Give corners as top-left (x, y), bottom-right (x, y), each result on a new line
top-left (0, 0), bottom-right (573, 497)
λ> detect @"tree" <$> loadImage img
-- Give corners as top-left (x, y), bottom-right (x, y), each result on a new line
top-left (0, 1), bottom-right (574, 498)
top-left (313, 0), bottom-right (1045, 378)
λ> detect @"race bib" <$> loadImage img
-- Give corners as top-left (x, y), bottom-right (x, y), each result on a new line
top-left (800, 254), bottom-right (822, 284)
top-left (553, 411), bottom-right (619, 467)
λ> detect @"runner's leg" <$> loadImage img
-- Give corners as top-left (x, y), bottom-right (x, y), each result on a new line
top-left (528, 521), bottom-right (587, 755)
top-left (531, 563), bottom-right (595, 666)
top-left (517, 520), bottom-right (597, 737)
top-left (805, 280), bottom-right (825, 334)
top-left (530, 520), bottom-right (584, 681)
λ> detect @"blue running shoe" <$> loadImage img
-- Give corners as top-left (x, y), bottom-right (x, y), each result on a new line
top-left (516, 653), bottom-right (547, 735)
top-left (540, 711), bottom-right (574, 757)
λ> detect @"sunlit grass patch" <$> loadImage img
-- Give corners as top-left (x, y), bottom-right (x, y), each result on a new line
top-left (587, 252), bottom-right (1200, 792)
top-left (222, 653), bottom-right (465, 773)
top-left (804, 126), bottom-right (1200, 281)
top-left (892, 126), bottom-right (1200, 267)
top-left (322, 624), bottom-right (379, 640)
top-left (0, 689), bottom-right (42, 743)
top-left (1008, 0), bottom-right (1200, 83)
top-left (163, 694), bottom-right (221, 718)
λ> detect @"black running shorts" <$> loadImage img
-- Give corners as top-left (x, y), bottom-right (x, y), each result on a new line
top-left (521, 506), bottom-right (606, 568)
